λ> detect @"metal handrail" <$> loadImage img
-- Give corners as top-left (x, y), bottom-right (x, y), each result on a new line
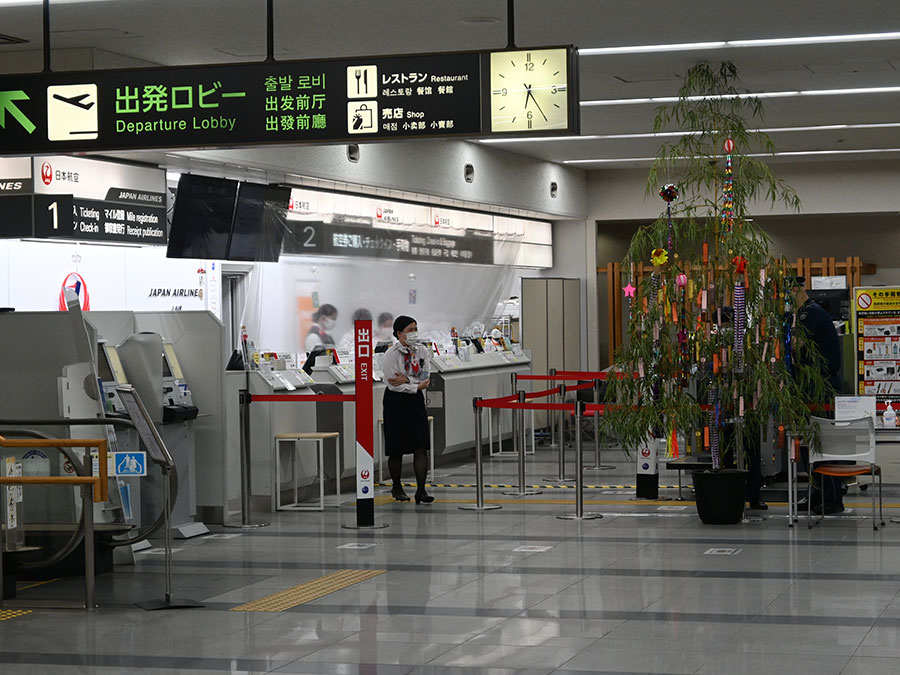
top-left (0, 436), bottom-right (107, 502)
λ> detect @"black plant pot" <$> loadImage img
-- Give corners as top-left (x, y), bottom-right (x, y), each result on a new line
top-left (692, 469), bottom-right (748, 524)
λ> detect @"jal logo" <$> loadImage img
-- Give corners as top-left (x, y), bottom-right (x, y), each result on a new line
top-left (434, 213), bottom-right (440, 226)
top-left (41, 161), bottom-right (53, 185)
top-left (59, 272), bottom-right (90, 311)
top-left (641, 448), bottom-right (651, 457)
top-left (376, 206), bottom-right (383, 220)
top-left (360, 469), bottom-right (370, 480)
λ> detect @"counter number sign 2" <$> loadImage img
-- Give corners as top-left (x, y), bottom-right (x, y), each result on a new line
top-left (347, 65), bottom-right (378, 134)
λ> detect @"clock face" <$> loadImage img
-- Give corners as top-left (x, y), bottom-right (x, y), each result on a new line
top-left (489, 48), bottom-right (569, 133)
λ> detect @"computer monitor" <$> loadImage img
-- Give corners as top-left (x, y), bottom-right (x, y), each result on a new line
top-left (301, 346), bottom-right (336, 375)
top-left (166, 174), bottom-right (238, 259)
top-left (227, 182), bottom-right (290, 262)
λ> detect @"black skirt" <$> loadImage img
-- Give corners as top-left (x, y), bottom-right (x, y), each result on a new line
top-left (382, 388), bottom-right (430, 455)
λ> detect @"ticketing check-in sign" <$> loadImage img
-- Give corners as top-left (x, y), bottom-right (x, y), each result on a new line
top-left (354, 319), bottom-right (375, 527)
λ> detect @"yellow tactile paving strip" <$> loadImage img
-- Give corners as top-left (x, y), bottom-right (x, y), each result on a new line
top-left (230, 569), bottom-right (385, 613)
top-left (0, 609), bottom-right (32, 622)
top-left (378, 482), bottom-right (682, 489)
top-left (370, 496), bottom-right (900, 508)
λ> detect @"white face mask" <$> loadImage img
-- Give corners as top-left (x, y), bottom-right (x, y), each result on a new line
top-left (319, 317), bottom-right (335, 331)
top-left (404, 330), bottom-right (419, 344)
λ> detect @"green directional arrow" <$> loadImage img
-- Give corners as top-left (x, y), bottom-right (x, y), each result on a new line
top-left (0, 90), bottom-right (36, 134)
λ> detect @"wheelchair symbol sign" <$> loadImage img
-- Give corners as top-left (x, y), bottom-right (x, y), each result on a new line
top-left (114, 451), bottom-right (147, 477)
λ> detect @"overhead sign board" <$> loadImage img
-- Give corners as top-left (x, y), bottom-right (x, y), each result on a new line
top-left (0, 47), bottom-right (577, 154)
top-left (0, 155), bottom-right (166, 244)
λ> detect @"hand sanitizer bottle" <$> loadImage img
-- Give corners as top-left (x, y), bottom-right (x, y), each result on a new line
top-left (883, 401), bottom-right (896, 428)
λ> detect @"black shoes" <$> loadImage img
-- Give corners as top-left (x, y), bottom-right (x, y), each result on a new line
top-left (391, 487), bottom-right (410, 502)
top-left (415, 491), bottom-right (434, 504)
top-left (748, 501), bottom-right (768, 511)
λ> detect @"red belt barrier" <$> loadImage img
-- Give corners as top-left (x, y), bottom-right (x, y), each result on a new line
top-left (524, 386), bottom-right (562, 400)
top-left (251, 394), bottom-right (355, 403)
top-left (566, 382), bottom-right (594, 392)
top-left (477, 400), bottom-right (573, 411)
top-left (555, 370), bottom-right (610, 379)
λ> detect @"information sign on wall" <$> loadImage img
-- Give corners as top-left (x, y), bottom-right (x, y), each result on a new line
top-left (854, 286), bottom-right (900, 399)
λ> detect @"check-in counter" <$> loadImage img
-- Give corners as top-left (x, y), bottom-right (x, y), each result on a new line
top-left (225, 351), bottom-right (529, 510)
top-left (428, 351), bottom-right (532, 456)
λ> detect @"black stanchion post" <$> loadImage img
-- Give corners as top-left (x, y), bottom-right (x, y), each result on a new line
top-left (548, 368), bottom-right (557, 449)
top-left (587, 378), bottom-right (615, 471)
top-left (503, 392), bottom-right (541, 496)
top-left (460, 398), bottom-right (501, 512)
top-left (558, 400), bottom-right (602, 521)
top-left (546, 383), bottom-right (574, 482)
top-left (226, 385), bottom-right (269, 529)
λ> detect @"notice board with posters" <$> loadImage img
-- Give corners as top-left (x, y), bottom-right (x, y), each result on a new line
top-left (854, 286), bottom-right (900, 400)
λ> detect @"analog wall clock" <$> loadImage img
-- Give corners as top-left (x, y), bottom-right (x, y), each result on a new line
top-left (489, 48), bottom-right (570, 133)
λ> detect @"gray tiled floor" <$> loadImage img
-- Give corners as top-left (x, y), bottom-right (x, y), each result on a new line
top-left (3, 448), bottom-right (900, 674)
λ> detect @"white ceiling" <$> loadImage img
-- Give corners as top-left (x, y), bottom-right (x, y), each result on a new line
top-left (2, 0), bottom-right (900, 169)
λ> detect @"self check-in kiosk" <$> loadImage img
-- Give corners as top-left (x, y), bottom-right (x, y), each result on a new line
top-left (116, 332), bottom-right (207, 539)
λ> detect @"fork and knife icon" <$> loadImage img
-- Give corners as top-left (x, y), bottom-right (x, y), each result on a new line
top-left (354, 68), bottom-right (369, 95)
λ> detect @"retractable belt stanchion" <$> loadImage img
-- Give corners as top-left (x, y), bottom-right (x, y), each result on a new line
top-left (226, 376), bottom-right (269, 529)
top-left (503, 391), bottom-right (541, 496)
top-left (558, 401), bottom-right (602, 521)
top-left (548, 368), bottom-right (557, 449)
top-left (460, 398), bottom-right (501, 512)
top-left (587, 378), bottom-right (615, 471)
top-left (545, 383), bottom-right (574, 482)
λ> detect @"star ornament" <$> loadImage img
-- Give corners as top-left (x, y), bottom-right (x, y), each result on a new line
top-left (623, 283), bottom-right (636, 298)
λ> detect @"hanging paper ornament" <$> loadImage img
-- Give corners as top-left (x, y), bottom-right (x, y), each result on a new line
top-left (675, 273), bottom-right (688, 287)
top-left (732, 256), bottom-right (747, 274)
top-left (659, 184), bottom-right (679, 203)
top-left (708, 385), bottom-right (721, 469)
top-left (721, 140), bottom-right (735, 234)
top-left (650, 248), bottom-right (669, 266)
top-left (623, 282), bottom-right (636, 298)
top-left (733, 283), bottom-right (746, 374)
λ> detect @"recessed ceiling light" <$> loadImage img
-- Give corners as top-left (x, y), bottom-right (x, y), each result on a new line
top-left (581, 85), bottom-right (900, 107)
top-left (579, 31), bottom-right (900, 56)
top-left (563, 147), bottom-right (900, 165)
top-left (478, 122), bottom-right (900, 144)
top-left (460, 16), bottom-right (501, 24)
top-left (0, 0), bottom-right (116, 5)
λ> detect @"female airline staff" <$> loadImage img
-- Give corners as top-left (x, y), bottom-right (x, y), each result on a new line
top-left (381, 315), bottom-right (433, 503)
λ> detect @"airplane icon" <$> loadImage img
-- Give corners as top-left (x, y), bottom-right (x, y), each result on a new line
top-left (47, 84), bottom-right (99, 141)
top-left (52, 92), bottom-right (95, 110)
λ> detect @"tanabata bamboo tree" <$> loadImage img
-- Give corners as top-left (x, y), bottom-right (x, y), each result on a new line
top-left (605, 61), bottom-right (829, 469)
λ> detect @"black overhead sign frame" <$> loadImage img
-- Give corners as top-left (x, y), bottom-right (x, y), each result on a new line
top-left (0, 47), bottom-right (578, 155)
